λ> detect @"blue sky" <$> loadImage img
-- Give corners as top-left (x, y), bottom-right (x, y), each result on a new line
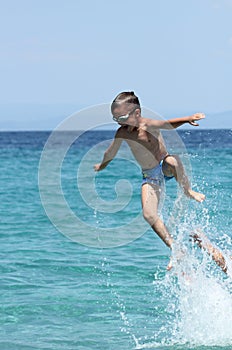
top-left (0, 0), bottom-right (232, 130)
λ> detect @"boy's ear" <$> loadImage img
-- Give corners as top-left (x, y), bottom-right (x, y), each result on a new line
top-left (135, 108), bottom-right (141, 117)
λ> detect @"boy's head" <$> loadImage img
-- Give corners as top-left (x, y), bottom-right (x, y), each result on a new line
top-left (111, 91), bottom-right (141, 124)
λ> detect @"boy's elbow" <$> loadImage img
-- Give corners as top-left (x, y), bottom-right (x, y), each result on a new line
top-left (105, 150), bottom-right (116, 160)
top-left (103, 152), bottom-right (113, 164)
top-left (152, 121), bottom-right (172, 130)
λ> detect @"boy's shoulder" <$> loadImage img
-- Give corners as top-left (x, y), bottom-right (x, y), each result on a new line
top-left (115, 126), bottom-right (129, 138)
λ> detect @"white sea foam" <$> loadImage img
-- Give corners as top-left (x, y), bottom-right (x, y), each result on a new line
top-left (173, 258), bottom-right (232, 346)
top-left (153, 233), bottom-right (232, 348)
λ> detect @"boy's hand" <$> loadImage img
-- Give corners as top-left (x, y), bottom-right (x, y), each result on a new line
top-left (188, 113), bottom-right (205, 126)
top-left (94, 163), bottom-right (101, 171)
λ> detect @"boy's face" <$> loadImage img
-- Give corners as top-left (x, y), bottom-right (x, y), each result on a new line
top-left (112, 103), bottom-right (139, 125)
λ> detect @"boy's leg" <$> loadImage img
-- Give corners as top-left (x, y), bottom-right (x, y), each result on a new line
top-left (162, 155), bottom-right (205, 203)
top-left (141, 183), bottom-right (173, 248)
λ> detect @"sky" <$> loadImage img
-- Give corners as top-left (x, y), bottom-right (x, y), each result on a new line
top-left (0, 0), bottom-right (232, 130)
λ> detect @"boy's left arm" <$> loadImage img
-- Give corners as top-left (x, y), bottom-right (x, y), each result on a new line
top-left (145, 113), bottom-right (205, 131)
top-left (167, 113), bottom-right (205, 129)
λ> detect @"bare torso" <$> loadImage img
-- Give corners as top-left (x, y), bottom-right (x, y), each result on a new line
top-left (117, 123), bottom-right (168, 170)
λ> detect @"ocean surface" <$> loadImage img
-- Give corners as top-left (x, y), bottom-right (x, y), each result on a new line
top-left (1, 129), bottom-right (232, 350)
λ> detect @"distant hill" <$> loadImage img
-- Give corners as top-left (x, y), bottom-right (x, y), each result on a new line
top-left (203, 111), bottom-right (232, 129)
top-left (0, 103), bottom-right (231, 130)
top-left (165, 110), bottom-right (232, 130)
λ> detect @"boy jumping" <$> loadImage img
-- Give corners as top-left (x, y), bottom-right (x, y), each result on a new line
top-left (94, 91), bottom-right (205, 267)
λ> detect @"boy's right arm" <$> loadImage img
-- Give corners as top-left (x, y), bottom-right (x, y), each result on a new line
top-left (94, 131), bottom-right (123, 171)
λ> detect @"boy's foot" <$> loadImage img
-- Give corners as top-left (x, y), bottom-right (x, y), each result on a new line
top-left (166, 248), bottom-right (186, 271)
top-left (186, 189), bottom-right (205, 203)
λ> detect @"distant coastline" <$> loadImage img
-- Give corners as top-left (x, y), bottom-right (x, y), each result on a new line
top-left (0, 103), bottom-right (231, 131)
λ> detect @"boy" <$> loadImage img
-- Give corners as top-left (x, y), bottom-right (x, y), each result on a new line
top-left (94, 91), bottom-right (205, 266)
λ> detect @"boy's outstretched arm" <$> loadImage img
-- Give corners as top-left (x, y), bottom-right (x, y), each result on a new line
top-left (145, 113), bottom-right (205, 131)
top-left (167, 113), bottom-right (205, 129)
top-left (94, 133), bottom-right (123, 171)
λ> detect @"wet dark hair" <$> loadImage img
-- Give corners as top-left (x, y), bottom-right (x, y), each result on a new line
top-left (111, 91), bottom-right (140, 113)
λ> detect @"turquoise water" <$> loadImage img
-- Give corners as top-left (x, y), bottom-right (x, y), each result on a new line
top-left (1, 130), bottom-right (232, 349)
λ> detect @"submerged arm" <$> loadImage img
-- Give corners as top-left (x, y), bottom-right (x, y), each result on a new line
top-left (191, 230), bottom-right (229, 274)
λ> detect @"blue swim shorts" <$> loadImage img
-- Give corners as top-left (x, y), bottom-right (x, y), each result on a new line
top-left (142, 160), bottom-right (174, 186)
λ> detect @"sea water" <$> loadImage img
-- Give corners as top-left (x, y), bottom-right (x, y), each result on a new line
top-left (0, 129), bottom-right (232, 350)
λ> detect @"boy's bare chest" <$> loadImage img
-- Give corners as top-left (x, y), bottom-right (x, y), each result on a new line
top-left (124, 128), bottom-right (158, 146)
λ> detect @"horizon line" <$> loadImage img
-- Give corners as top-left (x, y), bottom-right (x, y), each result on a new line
top-left (0, 127), bottom-right (231, 132)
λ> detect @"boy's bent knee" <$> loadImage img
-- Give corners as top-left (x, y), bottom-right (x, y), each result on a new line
top-left (164, 155), bottom-right (179, 168)
top-left (143, 210), bottom-right (158, 226)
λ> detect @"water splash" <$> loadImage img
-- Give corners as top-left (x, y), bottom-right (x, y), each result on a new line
top-left (94, 183), bottom-right (232, 349)
top-left (172, 244), bottom-right (231, 343)
top-left (138, 234), bottom-right (232, 349)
